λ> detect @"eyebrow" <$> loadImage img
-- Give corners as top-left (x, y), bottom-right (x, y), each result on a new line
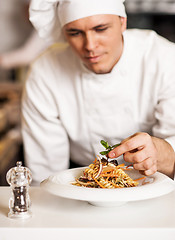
top-left (93, 24), bottom-right (110, 29)
top-left (65, 28), bottom-right (82, 33)
top-left (65, 23), bottom-right (110, 33)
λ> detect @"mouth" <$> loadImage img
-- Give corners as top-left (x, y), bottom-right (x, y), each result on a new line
top-left (85, 55), bottom-right (102, 63)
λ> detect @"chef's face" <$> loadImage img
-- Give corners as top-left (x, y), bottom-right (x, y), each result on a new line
top-left (63, 14), bottom-right (127, 74)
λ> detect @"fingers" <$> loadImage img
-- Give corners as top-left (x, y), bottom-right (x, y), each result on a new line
top-left (123, 148), bottom-right (157, 176)
top-left (133, 157), bottom-right (157, 173)
top-left (123, 146), bottom-right (150, 163)
top-left (108, 132), bottom-right (151, 158)
top-left (139, 164), bottom-right (157, 176)
top-left (108, 132), bottom-right (158, 176)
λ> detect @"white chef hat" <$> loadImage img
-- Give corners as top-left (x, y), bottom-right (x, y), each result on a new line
top-left (29, 0), bottom-right (126, 43)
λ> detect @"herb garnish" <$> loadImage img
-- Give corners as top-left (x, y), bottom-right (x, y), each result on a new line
top-left (99, 140), bottom-right (120, 155)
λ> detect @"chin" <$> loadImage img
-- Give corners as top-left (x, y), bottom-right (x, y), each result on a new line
top-left (93, 69), bottom-right (108, 74)
top-left (88, 64), bottom-right (112, 74)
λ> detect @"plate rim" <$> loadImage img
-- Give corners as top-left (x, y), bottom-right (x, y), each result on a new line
top-left (40, 167), bottom-right (175, 203)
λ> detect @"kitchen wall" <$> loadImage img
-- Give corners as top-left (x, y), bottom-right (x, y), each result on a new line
top-left (0, 0), bottom-right (30, 185)
top-left (125, 0), bottom-right (175, 42)
top-left (0, 0), bottom-right (32, 82)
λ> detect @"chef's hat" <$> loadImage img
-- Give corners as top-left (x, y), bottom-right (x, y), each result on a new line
top-left (29, 0), bottom-right (126, 43)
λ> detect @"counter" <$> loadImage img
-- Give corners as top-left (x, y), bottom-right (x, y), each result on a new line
top-left (0, 187), bottom-right (175, 240)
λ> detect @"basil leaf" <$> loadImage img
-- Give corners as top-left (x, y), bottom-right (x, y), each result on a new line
top-left (100, 140), bottom-right (108, 149)
top-left (99, 150), bottom-right (110, 155)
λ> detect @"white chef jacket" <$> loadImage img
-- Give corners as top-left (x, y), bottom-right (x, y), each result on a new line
top-left (22, 29), bottom-right (175, 184)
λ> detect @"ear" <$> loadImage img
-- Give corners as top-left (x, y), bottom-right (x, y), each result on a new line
top-left (120, 17), bottom-right (127, 33)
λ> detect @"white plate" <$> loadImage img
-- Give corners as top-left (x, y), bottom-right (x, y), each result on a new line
top-left (40, 167), bottom-right (175, 207)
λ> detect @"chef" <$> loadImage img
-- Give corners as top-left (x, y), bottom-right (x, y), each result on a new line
top-left (22, 0), bottom-right (175, 185)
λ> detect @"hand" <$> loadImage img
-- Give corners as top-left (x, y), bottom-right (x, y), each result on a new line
top-left (108, 132), bottom-right (158, 176)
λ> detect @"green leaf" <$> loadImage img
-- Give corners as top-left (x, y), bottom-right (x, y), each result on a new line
top-left (106, 141), bottom-right (109, 149)
top-left (99, 150), bottom-right (110, 155)
top-left (100, 140), bottom-right (108, 149)
top-left (100, 140), bottom-right (121, 156)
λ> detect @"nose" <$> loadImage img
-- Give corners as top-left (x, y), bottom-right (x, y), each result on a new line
top-left (84, 32), bottom-right (97, 52)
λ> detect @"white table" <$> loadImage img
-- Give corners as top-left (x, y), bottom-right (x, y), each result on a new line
top-left (0, 187), bottom-right (175, 240)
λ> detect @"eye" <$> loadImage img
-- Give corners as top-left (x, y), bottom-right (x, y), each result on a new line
top-left (69, 32), bottom-right (80, 36)
top-left (66, 30), bottom-right (82, 37)
top-left (95, 27), bottom-right (108, 32)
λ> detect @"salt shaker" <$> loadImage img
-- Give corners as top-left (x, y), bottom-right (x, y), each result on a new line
top-left (6, 161), bottom-right (32, 219)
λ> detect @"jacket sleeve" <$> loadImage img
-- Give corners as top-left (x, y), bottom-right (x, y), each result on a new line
top-left (22, 66), bottom-right (70, 185)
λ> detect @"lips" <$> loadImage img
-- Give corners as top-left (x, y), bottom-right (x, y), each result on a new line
top-left (85, 55), bottom-right (102, 63)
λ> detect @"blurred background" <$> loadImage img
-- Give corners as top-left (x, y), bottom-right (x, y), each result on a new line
top-left (0, 0), bottom-right (175, 185)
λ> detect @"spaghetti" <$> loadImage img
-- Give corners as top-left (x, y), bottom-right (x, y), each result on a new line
top-left (72, 155), bottom-right (139, 189)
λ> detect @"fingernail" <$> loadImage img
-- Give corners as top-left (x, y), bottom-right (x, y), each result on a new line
top-left (109, 152), bottom-right (116, 158)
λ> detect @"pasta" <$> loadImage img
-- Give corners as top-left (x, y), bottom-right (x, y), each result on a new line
top-left (72, 155), bottom-right (140, 189)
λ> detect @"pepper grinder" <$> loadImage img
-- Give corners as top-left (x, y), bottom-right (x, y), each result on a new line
top-left (6, 161), bottom-right (32, 219)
